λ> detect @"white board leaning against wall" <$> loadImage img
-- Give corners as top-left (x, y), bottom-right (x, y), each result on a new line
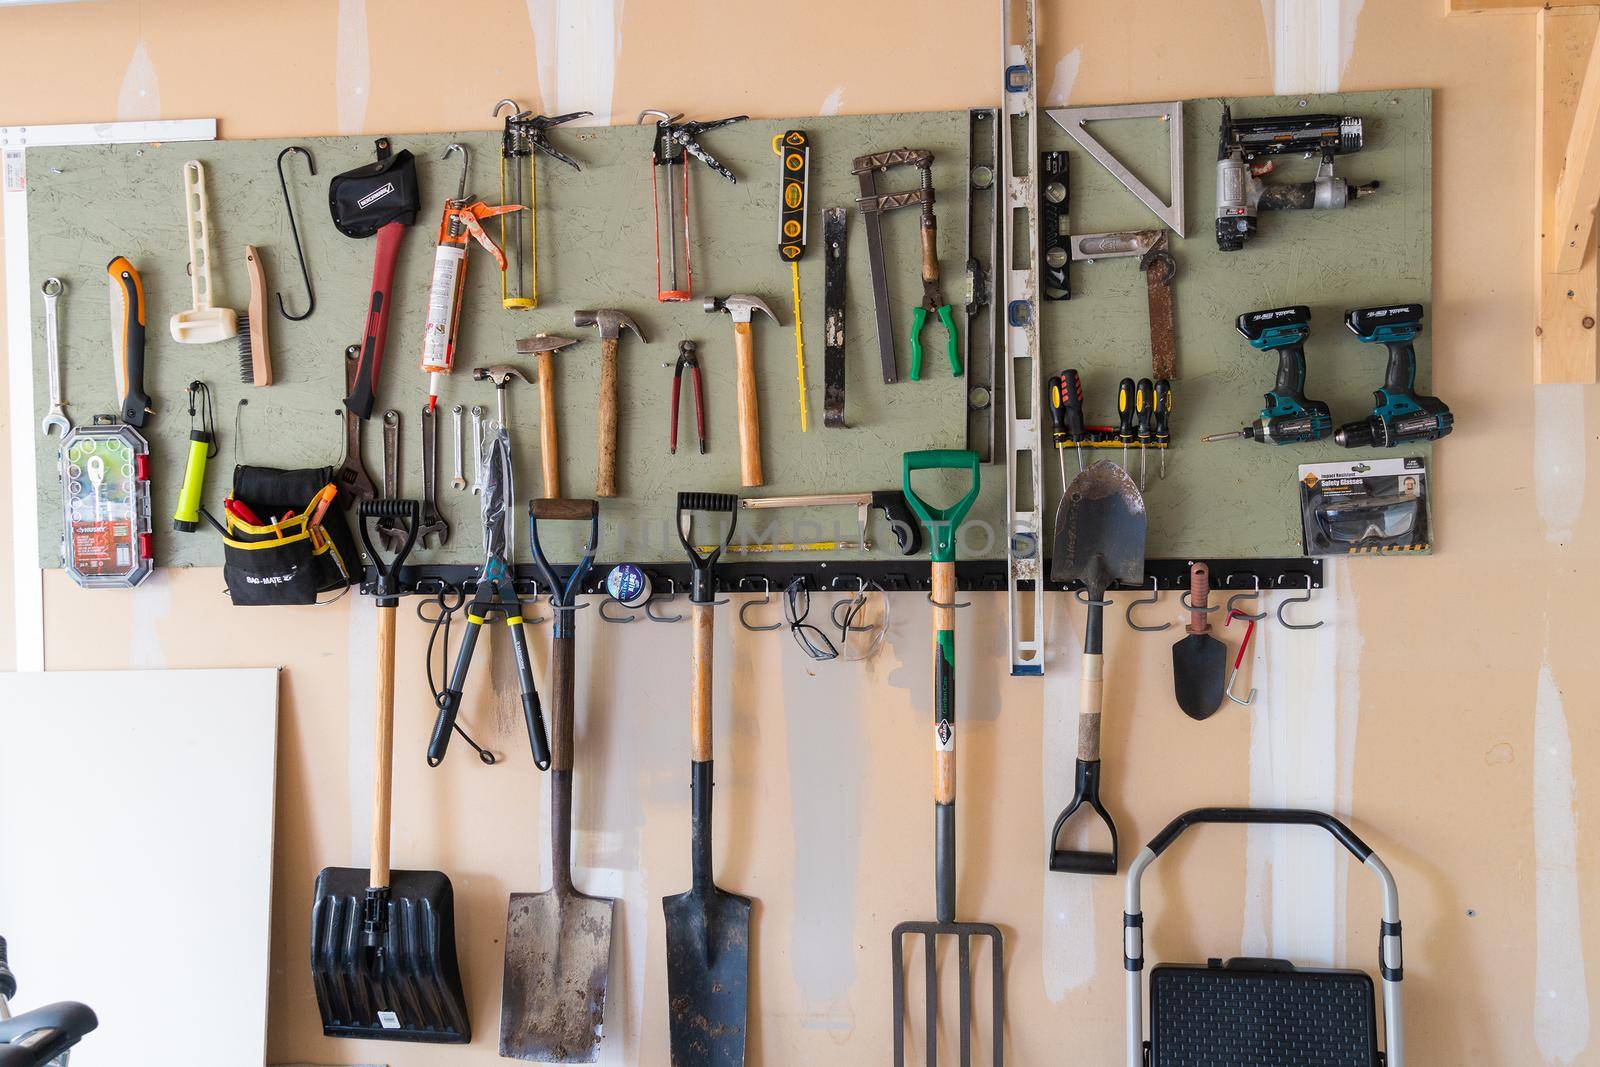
top-left (0, 668), bottom-right (279, 1067)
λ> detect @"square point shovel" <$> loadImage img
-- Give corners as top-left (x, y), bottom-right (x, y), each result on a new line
top-left (1048, 461), bottom-right (1147, 877)
top-left (500, 499), bottom-right (615, 1062)
top-left (312, 500), bottom-right (470, 1043)
top-left (893, 450), bottom-right (1005, 1066)
top-left (664, 493), bottom-right (751, 1066)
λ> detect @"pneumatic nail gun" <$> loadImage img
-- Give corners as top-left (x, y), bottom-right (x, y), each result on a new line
top-left (1215, 104), bottom-right (1380, 251)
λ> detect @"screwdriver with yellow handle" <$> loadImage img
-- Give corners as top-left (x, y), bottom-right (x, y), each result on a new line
top-left (1154, 378), bottom-right (1172, 479)
top-left (1047, 369), bottom-right (1086, 488)
top-left (1116, 377), bottom-right (1136, 471)
top-left (1135, 378), bottom-right (1154, 489)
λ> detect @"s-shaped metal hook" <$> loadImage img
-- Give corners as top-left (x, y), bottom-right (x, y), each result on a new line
top-left (275, 146), bottom-right (316, 321)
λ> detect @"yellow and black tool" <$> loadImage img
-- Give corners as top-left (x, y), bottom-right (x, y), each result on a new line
top-left (172, 381), bottom-right (216, 532)
top-left (775, 130), bottom-right (811, 430)
top-left (492, 101), bottom-right (589, 311)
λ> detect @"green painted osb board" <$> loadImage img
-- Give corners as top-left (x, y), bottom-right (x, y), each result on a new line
top-left (27, 91), bottom-right (1431, 570)
top-left (26, 112), bottom-right (971, 568)
top-left (1029, 89), bottom-right (1433, 561)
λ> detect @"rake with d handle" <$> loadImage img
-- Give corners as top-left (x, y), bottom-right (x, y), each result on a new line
top-left (894, 450), bottom-right (1004, 1066)
top-left (312, 498), bottom-right (470, 1043)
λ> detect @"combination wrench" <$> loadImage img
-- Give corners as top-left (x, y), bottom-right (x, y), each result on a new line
top-left (450, 403), bottom-right (467, 490)
top-left (470, 405), bottom-right (486, 495)
top-left (416, 405), bottom-right (450, 547)
top-left (377, 409), bottom-right (404, 551)
top-left (40, 278), bottom-right (69, 436)
top-left (334, 344), bottom-right (377, 501)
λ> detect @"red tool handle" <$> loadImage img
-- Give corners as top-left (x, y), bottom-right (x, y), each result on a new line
top-left (344, 220), bottom-right (405, 421)
top-left (1232, 616), bottom-right (1257, 669)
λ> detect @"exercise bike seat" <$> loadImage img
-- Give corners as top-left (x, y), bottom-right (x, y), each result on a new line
top-left (0, 1001), bottom-right (98, 1065)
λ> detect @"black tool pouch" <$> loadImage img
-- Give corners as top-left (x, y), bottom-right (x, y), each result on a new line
top-left (221, 466), bottom-right (355, 606)
top-left (328, 141), bottom-right (419, 236)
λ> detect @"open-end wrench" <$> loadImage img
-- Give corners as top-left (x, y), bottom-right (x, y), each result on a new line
top-left (377, 409), bottom-right (404, 551)
top-left (450, 403), bottom-right (467, 490)
top-left (40, 278), bottom-right (70, 436)
top-left (470, 404), bottom-right (486, 495)
top-left (416, 404), bottom-right (450, 547)
top-left (335, 344), bottom-right (377, 501)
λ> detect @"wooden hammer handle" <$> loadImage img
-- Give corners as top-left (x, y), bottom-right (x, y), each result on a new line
top-left (595, 337), bottom-right (620, 497)
top-left (538, 350), bottom-right (559, 498)
top-left (734, 321), bottom-right (765, 487)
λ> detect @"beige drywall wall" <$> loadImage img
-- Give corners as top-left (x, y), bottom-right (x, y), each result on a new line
top-left (1, 1), bottom-right (1596, 1064)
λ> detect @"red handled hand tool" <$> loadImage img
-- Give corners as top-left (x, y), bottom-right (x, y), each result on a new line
top-left (670, 339), bottom-right (706, 455)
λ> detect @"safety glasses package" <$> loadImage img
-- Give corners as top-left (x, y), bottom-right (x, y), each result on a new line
top-left (1299, 456), bottom-right (1431, 556)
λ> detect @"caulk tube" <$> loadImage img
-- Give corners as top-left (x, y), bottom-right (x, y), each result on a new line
top-left (420, 241), bottom-right (467, 410)
top-left (172, 427), bottom-right (212, 532)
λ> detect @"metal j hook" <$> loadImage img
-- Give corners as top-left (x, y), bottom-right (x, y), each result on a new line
top-left (1224, 572), bottom-right (1267, 621)
top-left (738, 577), bottom-right (783, 632)
top-left (1124, 575), bottom-right (1171, 632)
top-left (274, 146), bottom-right (316, 320)
top-left (1276, 573), bottom-right (1324, 631)
top-left (441, 143), bottom-right (470, 204)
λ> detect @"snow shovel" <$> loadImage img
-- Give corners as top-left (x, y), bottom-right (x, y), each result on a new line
top-left (312, 499), bottom-right (470, 1043)
top-left (893, 450), bottom-right (1005, 1066)
top-left (1048, 461), bottom-right (1146, 876)
top-left (1171, 562), bottom-right (1227, 720)
top-left (501, 498), bottom-right (615, 1062)
top-left (664, 492), bottom-right (751, 1065)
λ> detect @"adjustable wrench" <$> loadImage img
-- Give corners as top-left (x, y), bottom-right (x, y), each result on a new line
top-left (40, 278), bottom-right (70, 436)
top-left (450, 403), bottom-right (467, 490)
top-left (470, 404), bottom-right (485, 495)
top-left (416, 404), bottom-right (450, 547)
top-left (334, 345), bottom-right (377, 500)
top-left (377, 409), bottom-right (404, 551)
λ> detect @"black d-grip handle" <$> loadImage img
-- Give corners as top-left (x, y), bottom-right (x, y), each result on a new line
top-left (871, 490), bottom-right (923, 556)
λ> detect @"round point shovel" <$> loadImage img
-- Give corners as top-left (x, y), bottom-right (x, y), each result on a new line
top-left (500, 498), bottom-right (616, 1063)
top-left (1048, 461), bottom-right (1147, 876)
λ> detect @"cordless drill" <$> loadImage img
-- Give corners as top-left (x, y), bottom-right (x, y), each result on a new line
top-left (1216, 105), bottom-right (1380, 251)
top-left (1203, 306), bottom-right (1332, 445)
top-left (1334, 303), bottom-right (1453, 448)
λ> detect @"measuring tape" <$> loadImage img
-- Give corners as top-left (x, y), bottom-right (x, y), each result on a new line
top-left (775, 130), bottom-right (811, 431)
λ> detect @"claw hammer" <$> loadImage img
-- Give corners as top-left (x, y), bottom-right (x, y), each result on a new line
top-left (705, 294), bottom-right (780, 488)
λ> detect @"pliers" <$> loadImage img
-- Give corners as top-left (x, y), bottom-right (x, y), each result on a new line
top-left (671, 339), bottom-right (706, 454)
top-left (911, 197), bottom-right (960, 381)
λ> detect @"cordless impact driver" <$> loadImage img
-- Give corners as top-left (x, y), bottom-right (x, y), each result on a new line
top-left (1216, 104), bottom-right (1380, 251)
top-left (1334, 303), bottom-right (1454, 448)
top-left (1203, 305), bottom-right (1332, 445)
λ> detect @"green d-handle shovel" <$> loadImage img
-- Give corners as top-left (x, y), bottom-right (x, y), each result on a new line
top-left (893, 450), bottom-right (1005, 1066)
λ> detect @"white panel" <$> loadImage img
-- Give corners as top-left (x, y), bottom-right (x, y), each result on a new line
top-left (0, 668), bottom-right (278, 1066)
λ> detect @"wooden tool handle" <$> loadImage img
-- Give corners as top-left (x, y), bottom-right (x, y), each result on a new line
top-left (690, 602), bottom-right (714, 762)
top-left (932, 560), bottom-right (956, 806)
top-left (596, 337), bottom-right (620, 497)
top-left (733, 321), bottom-right (765, 487)
top-left (370, 604), bottom-right (396, 888)
top-left (920, 214), bottom-right (940, 284)
top-left (551, 630), bottom-right (576, 774)
top-left (1187, 562), bottom-right (1211, 634)
top-left (539, 350), bottom-right (559, 498)
top-left (1078, 651), bottom-right (1103, 762)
